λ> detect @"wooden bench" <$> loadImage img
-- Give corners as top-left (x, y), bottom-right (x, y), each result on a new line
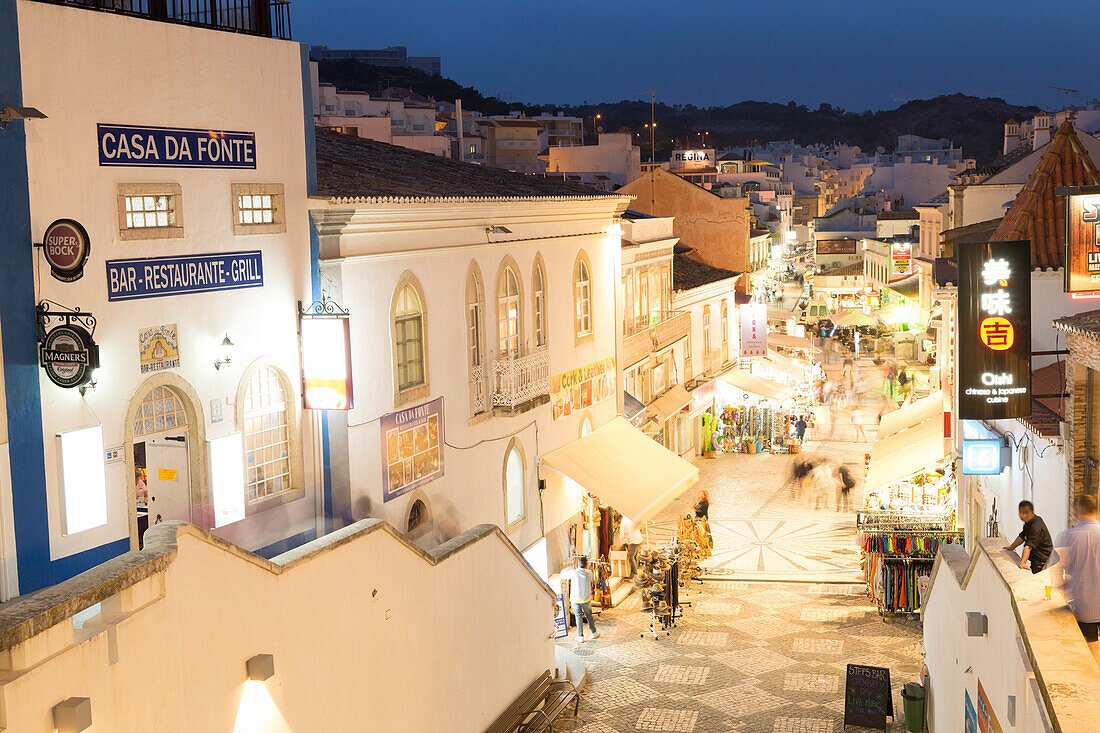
top-left (486, 669), bottom-right (580, 733)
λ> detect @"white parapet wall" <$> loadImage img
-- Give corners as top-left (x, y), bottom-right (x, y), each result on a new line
top-left (0, 520), bottom-right (557, 732)
top-left (922, 538), bottom-right (1100, 733)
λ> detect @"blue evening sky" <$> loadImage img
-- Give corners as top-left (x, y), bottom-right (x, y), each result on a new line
top-left (295, 0), bottom-right (1093, 112)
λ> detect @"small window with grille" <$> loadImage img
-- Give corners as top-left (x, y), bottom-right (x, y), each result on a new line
top-left (117, 183), bottom-right (183, 240)
top-left (231, 183), bottom-right (285, 235)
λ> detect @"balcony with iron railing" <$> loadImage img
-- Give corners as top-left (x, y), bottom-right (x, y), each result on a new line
top-left (491, 346), bottom-right (550, 414)
top-left (31, 0), bottom-right (292, 39)
top-left (622, 311), bottom-right (691, 366)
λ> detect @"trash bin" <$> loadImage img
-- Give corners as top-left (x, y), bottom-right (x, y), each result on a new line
top-left (901, 682), bottom-right (925, 732)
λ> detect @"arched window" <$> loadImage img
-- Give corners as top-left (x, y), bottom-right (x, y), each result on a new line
top-left (532, 257), bottom-right (548, 348)
top-left (407, 499), bottom-right (426, 532)
top-left (466, 268), bottom-right (484, 369)
top-left (497, 264), bottom-right (522, 359)
top-left (394, 281), bottom-right (425, 391)
top-left (504, 442), bottom-right (525, 526)
top-left (574, 253), bottom-right (592, 338)
top-left (243, 366), bottom-right (292, 502)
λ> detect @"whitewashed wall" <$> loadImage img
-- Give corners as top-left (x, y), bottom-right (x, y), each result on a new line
top-left (18, 0), bottom-right (318, 560)
top-left (923, 540), bottom-right (1100, 733)
top-left (313, 198), bottom-right (627, 557)
top-left (0, 521), bottom-right (556, 732)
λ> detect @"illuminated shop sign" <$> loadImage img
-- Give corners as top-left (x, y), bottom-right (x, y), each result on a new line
top-left (1063, 188), bottom-right (1100, 293)
top-left (740, 304), bottom-right (767, 356)
top-left (958, 240), bottom-right (1031, 419)
top-left (669, 149), bottom-right (715, 170)
top-left (97, 124), bottom-right (256, 169)
top-left (299, 315), bottom-right (353, 411)
top-left (815, 239), bottom-right (857, 255)
top-left (962, 439), bottom-right (1009, 475)
top-left (42, 219), bottom-right (90, 283)
top-left (890, 242), bottom-right (912, 276)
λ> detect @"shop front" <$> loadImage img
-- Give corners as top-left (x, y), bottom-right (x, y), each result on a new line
top-left (859, 391), bottom-right (960, 615)
top-left (704, 370), bottom-right (807, 454)
top-left (539, 416), bottom-right (699, 610)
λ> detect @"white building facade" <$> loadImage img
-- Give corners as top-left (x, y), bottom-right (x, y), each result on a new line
top-left (0, 0), bottom-right (322, 598)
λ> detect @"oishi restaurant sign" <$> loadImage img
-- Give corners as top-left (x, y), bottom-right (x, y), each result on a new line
top-left (958, 240), bottom-right (1031, 420)
top-left (97, 123), bottom-right (256, 169)
top-left (1064, 189), bottom-right (1100, 293)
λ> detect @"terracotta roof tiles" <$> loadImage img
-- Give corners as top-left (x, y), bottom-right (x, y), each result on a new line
top-left (314, 128), bottom-right (622, 200)
top-left (993, 121), bottom-right (1100, 269)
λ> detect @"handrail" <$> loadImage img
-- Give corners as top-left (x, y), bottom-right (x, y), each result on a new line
top-left (23, 0), bottom-right (292, 40)
top-left (0, 518), bottom-right (554, 652)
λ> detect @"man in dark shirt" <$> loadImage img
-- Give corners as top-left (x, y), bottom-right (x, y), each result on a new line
top-left (1005, 500), bottom-right (1054, 573)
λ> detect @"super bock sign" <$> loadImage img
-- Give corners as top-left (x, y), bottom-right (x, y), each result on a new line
top-left (42, 219), bottom-right (90, 283)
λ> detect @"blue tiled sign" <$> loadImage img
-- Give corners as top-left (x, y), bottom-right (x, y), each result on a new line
top-left (97, 124), bottom-right (256, 169)
top-left (106, 251), bottom-right (264, 301)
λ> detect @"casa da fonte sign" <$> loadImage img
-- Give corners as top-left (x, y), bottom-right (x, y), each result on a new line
top-left (958, 240), bottom-right (1031, 420)
top-left (97, 123), bottom-right (256, 169)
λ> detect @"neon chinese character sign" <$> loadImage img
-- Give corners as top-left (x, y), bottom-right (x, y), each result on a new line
top-left (958, 241), bottom-right (1031, 419)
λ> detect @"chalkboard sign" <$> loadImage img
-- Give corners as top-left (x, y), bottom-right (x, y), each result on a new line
top-left (844, 663), bottom-right (893, 730)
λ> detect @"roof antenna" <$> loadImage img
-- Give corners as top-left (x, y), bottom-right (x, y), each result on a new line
top-left (1049, 85), bottom-right (1079, 115)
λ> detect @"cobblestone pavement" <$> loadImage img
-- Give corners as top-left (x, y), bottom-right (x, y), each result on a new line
top-left (564, 401), bottom-right (924, 732)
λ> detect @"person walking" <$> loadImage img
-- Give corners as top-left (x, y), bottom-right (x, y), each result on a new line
top-left (563, 556), bottom-right (599, 642)
top-left (1004, 500), bottom-right (1054, 573)
top-left (885, 362), bottom-right (898, 400)
top-left (793, 456), bottom-right (815, 499)
top-left (897, 366), bottom-right (910, 400)
top-left (812, 460), bottom-right (836, 511)
top-left (851, 408), bottom-right (867, 442)
top-left (1053, 494), bottom-right (1100, 667)
top-left (794, 415), bottom-right (808, 442)
top-left (837, 463), bottom-right (856, 512)
top-left (694, 490), bottom-right (713, 549)
top-left (619, 516), bottom-right (644, 578)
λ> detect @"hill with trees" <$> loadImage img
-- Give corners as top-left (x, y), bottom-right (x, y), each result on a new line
top-left (317, 60), bottom-right (1038, 165)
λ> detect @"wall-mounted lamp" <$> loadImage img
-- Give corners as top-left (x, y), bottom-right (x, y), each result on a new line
top-left (213, 334), bottom-right (235, 371)
top-left (52, 697), bottom-right (92, 733)
top-left (246, 653), bottom-right (275, 681)
top-left (78, 369), bottom-right (98, 397)
top-left (0, 104), bottom-right (47, 129)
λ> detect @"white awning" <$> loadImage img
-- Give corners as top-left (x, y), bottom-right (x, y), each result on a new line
top-left (769, 333), bottom-right (813, 351)
top-left (878, 390), bottom-right (944, 440)
top-left (865, 414), bottom-right (946, 491)
top-left (720, 369), bottom-right (793, 402)
top-left (649, 384), bottom-right (692, 422)
top-left (758, 349), bottom-right (807, 381)
top-left (539, 416), bottom-right (699, 525)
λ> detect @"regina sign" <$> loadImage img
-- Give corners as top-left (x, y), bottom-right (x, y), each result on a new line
top-left (42, 219), bottom-right (90, 283)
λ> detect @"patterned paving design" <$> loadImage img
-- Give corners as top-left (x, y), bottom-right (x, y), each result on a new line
top-left (560, 414), bottom-right (923, 731)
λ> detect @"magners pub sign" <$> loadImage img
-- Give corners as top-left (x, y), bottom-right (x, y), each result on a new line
top-left (958, 241), bottom-right (1031, 420)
